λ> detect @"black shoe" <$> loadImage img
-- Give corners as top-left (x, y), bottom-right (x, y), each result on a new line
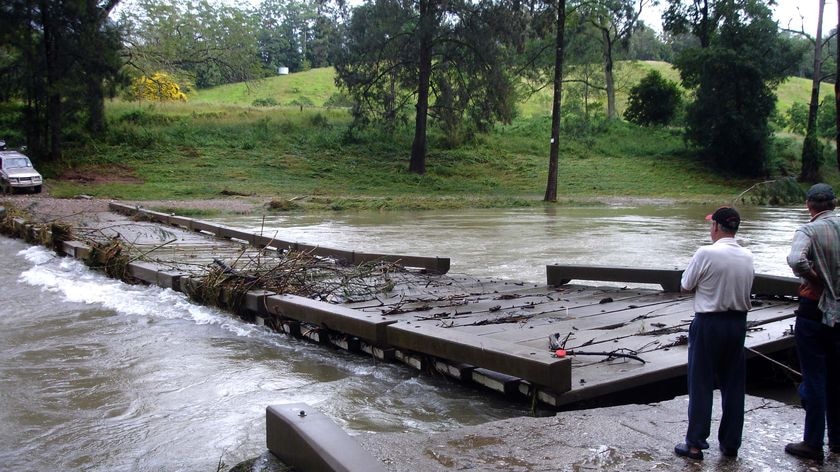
top-left (785, 441), bottom-right (824, 461)
top-left (719, 446), bottom-right (738, 458)
top-left (699, 440), bottom-right (710, 450)
top-left (675, 443), bottom-right (703, 461)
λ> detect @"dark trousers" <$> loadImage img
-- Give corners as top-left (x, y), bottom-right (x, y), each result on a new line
top-left (685, 311), bottom-right (747, 451)
top-left (794, 298), bottom-right (840, 448)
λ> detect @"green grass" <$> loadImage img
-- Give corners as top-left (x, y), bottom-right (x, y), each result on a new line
top-left (32, 63), bottom-right (840, 210)
top-left (191, 68), bottom-right (339, 108)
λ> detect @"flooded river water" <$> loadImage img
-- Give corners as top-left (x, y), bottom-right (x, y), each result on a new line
top-left (0, 204), bottom-right (807, 470)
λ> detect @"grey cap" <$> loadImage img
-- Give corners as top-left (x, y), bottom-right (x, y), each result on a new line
top-left (806, 183), bottom-right (836, 202)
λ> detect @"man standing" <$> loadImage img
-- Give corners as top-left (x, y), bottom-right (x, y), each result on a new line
top-left (785, 183), bottom-right (840, 462)
top-left (675, 206), bottom-right (754, 461)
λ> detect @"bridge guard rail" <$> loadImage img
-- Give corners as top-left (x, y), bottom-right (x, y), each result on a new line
top-left (546, 264), bottom-right (799, 297)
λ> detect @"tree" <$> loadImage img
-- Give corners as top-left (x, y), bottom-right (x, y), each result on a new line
top-left (623, 70), bottom-right (681, 126)
top-left (578, 0), bottom-right (649, 119)
top-left (663, 0), bottom-right (716, 48)
top-left (800, 0), bottom-right (826, 183)
top-left (626, 22), bottom-right (667, 60)
top-left (335, 0), bottom-right (524, 175)
top-left (0, 0), bottom-right (124, 160)
top-left (545, 0), bottom-right (567, 202)
top-left (120, 0), bottom-right (264, 88)
top-left (258, 0), bottom-right (315, 73)
top-left (673, 0), bottom-right (798, 177)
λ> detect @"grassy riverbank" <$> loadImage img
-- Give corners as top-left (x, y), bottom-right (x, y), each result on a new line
top-left (25, 64), bottom-right (840, 211)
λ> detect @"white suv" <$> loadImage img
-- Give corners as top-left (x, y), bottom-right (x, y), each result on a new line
top-left (0, 142), bottom-right (43, 194)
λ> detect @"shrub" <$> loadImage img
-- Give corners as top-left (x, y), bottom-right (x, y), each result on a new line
top-left (785, 102), bottom-right (808, 134)
top-left (129, 72), bottom-right (189, 102)
top-left (252, 97), bottom-right (279, 107)
top-left (324, 92), bottom-right (354, 108)
top-left (623, 70), bottom-right (682, 126)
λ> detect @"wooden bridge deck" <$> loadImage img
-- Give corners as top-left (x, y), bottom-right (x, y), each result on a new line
top-left (1, 202), bottom-right (801, 408)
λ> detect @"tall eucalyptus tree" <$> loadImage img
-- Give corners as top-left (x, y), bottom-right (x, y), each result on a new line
top-left (335, 0), bottom-right (526, 175)
top-left (800, 0), bottom-right (826, 183)
top-left (577, 0), bottom-right (649, 119)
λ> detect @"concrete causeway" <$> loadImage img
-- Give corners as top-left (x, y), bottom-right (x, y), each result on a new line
top-left (1, 201), bottom-right (802, 409)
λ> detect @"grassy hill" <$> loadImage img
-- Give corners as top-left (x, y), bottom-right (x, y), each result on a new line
top-left (39, 62), bottom-right (838, 210)
top-left (191, 61), bottom-right (829, 118)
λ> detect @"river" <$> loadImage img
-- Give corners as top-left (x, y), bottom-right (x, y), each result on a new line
top-left (0, 204), bottom-right (807, 470)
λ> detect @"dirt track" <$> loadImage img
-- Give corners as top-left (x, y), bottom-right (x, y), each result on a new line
top-left (1, 194), bottom-right (264, 224)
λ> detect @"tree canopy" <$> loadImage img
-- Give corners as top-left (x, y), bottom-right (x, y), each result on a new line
top-left (334, 0), bottom-right (530, 174)
top-left (672, 0), bottom-right (798, 177)
top-left (0, 0), bottom-right (124, 160)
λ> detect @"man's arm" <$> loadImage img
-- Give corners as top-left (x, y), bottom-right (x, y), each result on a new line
top-left (787, 229), bottom-right (823, 289)
top-left (681, 250), bottom-right (702, 293)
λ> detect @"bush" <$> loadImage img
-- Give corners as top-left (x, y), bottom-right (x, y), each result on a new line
top-left (785, 102), bottom-right (808, 134)
top-left (817, 95), bottom-right (836, 139)
top-left (623, 70), bottom-right (682, 126)
top-left (252, 97), bottom-right (279, 107)
top-left (324, 92), bottom-right (354, 108)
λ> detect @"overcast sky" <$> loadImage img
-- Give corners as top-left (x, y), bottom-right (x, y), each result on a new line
top-left (642, 0), bottom-right (835, 36)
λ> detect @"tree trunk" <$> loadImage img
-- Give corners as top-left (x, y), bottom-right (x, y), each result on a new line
top-left (409, 0), bottom-right (434, 175)
top-left (800, 0), bottom-right (825, 183)
top-left (698, 0), bottom-right (710, 48)
top-left (836, 0), bottom-right (840, 170)
top-left (602, 28), bottom-right (616, 120)
top-left (40, 0), bottom-right (62, 161)
top-left (544, 0), bottom-right (566, 202)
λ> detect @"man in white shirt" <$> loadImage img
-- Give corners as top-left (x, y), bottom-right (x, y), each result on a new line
top-left (674, 206), bottom-right (754, 461)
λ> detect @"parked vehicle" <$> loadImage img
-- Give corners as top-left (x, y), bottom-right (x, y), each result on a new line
top-left (0, 140), bottom-right (43, 194)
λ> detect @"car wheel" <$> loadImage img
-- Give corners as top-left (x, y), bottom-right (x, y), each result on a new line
top-left (34, 185), bottom-right (42, 194)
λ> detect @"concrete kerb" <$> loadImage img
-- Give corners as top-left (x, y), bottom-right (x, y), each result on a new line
top-left (385, 322), bottom-right (572, 393)
top-left (262, 294), bottom-right (397, 344)
top-left (266, 403), bottom-right (387, 472)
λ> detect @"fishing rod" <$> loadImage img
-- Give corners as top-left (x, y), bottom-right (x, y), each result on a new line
top-left (745, 346), bottom-right (801, 378)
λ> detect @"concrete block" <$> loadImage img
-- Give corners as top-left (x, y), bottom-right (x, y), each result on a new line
top-left (360, 342), bottom-right (395, 361)
top-left (546, 264), bottom-right (683, 292)
top-left (127, 261), bottom-right (160, 285)
top-left (141, 209), bottom-right (171, 225)
top-left (190, 219), bottom-right (220, 235)
top-left (218, 226), bottom-right (256, 244)
top-left (168, 215), bottom-right (194, 230)
top-left (433, 360), bottom-right (475, 382)
top-left (385, 323), bottom-right (571, 392)
top-left (329, 334), bottom-right (361, 352)
top-left (263, 294), bottom-right (396, 343)
top-left (107, 202), bottom-right (136, 215)
top-left (61, 240), bottom-right (91, 259)
top-left (157, 271), bottom-right (184, 290)
top-left (253, 234), bottom-right (278, 249)
top-left (280, 320), bottom-right (301, 336)
top-left (395, 350), bottom-right (425, 370)
top-left (244, 290), bottom-right (276, 314)
top-left (266, 403), bottom-right (386, 472)
top-left (471, 368), bottom-right (521, 396)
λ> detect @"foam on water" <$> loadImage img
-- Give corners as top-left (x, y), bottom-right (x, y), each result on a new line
top-left (17, 246), bottom-right (261, 338)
